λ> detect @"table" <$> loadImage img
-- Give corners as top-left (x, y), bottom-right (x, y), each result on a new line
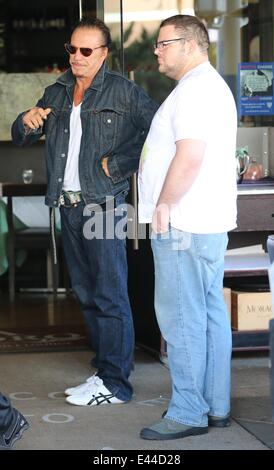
top-left (0, 182), bottom-right (47, 198)
top-left (0, 183), bottom-right (48, 274)
top-left (0, 182), bottom-right (61, 301)
top-left (225, 184), bottom-right (274, 350)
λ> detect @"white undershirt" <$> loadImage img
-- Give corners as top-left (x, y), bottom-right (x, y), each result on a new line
top-left (62, 102), bottom-right (82, 191)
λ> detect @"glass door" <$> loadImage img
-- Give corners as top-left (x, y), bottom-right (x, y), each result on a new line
top-left (78, 1), bottom-right (195, 103)
top-left (81, 1), bottom-right (194, 103)
top-left (81, 0), bottom-right (123, 72)
top-left (104, 0), bottom-right (190, 103)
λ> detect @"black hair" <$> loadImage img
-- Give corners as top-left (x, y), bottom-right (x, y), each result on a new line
top-left (72, 17), bottom-right (112, 48)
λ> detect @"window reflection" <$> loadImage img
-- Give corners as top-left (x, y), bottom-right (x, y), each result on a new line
top-left (104, 1), bottom-right (186, 103)
top-left (104, 1), bottom-right (220, 104)
top-left (83, 1), bottom-right (274, 123)
top-left (195, 0), bottom-right (274, 127)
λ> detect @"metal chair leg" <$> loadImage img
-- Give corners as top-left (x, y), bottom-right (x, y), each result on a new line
top-left (7, 196), bottom-right (15, 303)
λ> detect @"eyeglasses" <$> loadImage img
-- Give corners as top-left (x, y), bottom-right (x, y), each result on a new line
top-left (64, 43), bottom-right (107, 57)
top-left (154, 37), bottom-right (185, 51)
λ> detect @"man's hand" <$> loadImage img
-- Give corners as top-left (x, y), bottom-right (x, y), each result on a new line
top-left (101, 157), bottom-right (110, 177)
top-left (152, 203), bottom-right (170, 234)
top-left (22, 107), bottom-right (52, 130)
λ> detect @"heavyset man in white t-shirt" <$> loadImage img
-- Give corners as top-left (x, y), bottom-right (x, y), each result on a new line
top-left (138, 15), bottom-right (237, 441)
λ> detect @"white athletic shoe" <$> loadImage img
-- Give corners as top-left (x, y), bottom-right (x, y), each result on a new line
top-left (66, 376), bottom-right (125, 406)
top-left (64, 374), bottom-right (97, 396)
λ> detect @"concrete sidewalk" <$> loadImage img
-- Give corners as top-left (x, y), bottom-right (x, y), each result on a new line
top-left (231, 355), bottom-right (274, 449)
top-left (0, 349), bottom-right (271, 450)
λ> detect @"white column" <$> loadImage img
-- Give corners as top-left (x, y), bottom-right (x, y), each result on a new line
top-left (217, 0), bottom-right (242, 99)
top-left (177, 0), bottom-right (195, 15)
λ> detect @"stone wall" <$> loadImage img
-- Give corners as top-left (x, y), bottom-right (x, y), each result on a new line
top-left (0, 73), bottom-right (59, 140)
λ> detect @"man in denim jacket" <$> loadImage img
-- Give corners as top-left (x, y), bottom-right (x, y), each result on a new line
top-left (12, 17), bottom-right (157, 407)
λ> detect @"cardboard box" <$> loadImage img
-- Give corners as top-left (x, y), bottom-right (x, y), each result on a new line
top-left (223, 287), bottom-right (231, 321)
top-left (231, 291), bottom-right (272, 331)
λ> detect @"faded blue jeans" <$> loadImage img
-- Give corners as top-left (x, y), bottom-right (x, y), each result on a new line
top-left (60, 193), bottom-right (134, 402)
top-left (151, 228), bottom-right (231, 427)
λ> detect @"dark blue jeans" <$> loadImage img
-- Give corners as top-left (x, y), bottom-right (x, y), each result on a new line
top-left (60, 193), bottom-right (134, 402)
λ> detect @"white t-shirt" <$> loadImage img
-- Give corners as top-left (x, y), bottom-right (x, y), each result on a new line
top-left (138, 62), bottom-right (238, 234)
top-left (62, 103), bottom-right (82, 191)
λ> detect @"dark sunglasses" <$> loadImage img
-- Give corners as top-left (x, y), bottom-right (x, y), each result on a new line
top-left (64, 43), bottom-right (107, 57)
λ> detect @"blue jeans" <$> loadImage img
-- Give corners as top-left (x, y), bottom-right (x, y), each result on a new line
top-left (60, 193), bottom-right (134, 402)
top-left (151, 228), bottom-right (231, 426)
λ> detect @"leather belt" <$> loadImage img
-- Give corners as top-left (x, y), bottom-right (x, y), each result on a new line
top-left (59, 191), bottom-right (82, 207)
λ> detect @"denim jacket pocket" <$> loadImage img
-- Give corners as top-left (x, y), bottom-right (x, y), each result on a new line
top-left (44, 109), bottom-right (61, 137)
top-left (93, 107), bottom-right (124, 156)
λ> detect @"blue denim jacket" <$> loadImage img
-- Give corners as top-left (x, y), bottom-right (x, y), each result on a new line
top-left (11, 62), bottom-right (158, 207)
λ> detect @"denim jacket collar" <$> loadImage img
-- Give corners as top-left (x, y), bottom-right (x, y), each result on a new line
top-left (56, 61), bottom-right (107, 93)
top-left (11, 58), bottom-right (158, 207)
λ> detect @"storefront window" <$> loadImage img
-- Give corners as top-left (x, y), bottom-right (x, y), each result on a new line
top-left (101, 0), bottom-right (274, 124)
top-left (195, 0), bottom-right (274, 127)
top-left (1, 0), bottom-right (272, 125)
top-left (103, 1), bottom-right (187, 103)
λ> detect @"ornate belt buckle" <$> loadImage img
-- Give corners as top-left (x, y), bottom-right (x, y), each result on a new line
top-left (69, 192), bottom-right (77, 204)
top-left (58, 194), bottom-right (65, 206)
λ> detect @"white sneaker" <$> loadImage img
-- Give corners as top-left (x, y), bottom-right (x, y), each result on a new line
top-left (66, 376), bottom-right (125, 406)
top-left (64, 374), bottom-right (97, 396)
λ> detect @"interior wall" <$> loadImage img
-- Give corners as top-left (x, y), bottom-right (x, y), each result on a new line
top-left (0, 141), bottom-right (46, 183)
